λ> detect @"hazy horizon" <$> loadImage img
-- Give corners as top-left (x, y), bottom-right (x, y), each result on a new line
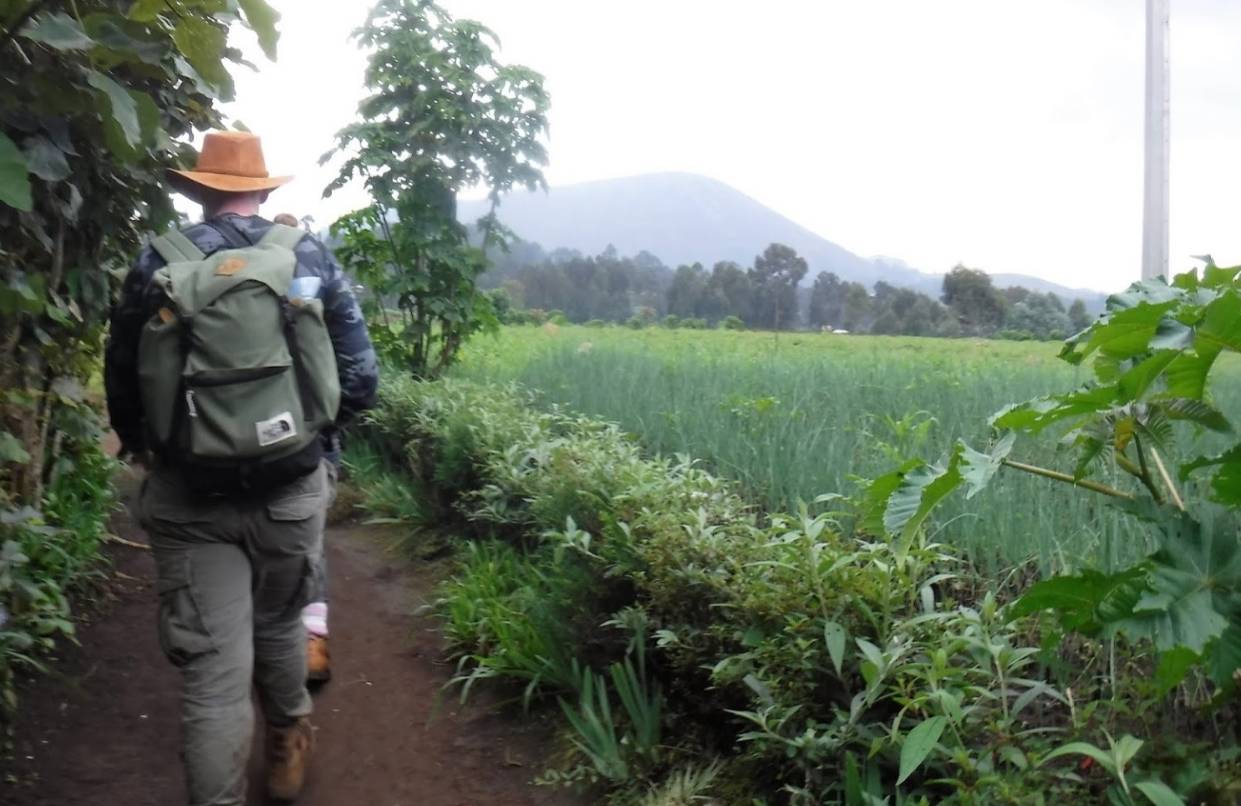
top-left (214, 1), bottom-right (1241, 294)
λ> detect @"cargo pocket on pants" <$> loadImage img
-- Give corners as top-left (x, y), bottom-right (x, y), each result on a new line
top-left (289, 555), bottom-right (318, 619)
top-left (155, 556), bottom-right (214, 667)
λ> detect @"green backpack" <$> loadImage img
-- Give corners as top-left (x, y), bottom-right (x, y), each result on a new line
top-left (137, 223), bottom-right (341, 482)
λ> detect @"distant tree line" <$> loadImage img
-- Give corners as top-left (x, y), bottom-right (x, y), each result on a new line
top-left (481, 240), bottom-right (1094, 340)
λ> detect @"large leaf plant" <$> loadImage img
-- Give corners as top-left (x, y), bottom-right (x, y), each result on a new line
top-left (876, 264), bottom-right (1241, 694)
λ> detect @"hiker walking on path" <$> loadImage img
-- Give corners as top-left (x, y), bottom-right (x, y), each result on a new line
top-left (273, 211), bottom-right (335, 684)
top-left (103, 131), bottom-right (378, 805)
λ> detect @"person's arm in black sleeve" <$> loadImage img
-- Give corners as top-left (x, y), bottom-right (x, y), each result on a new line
top-left (104, 248), bottom-right (163, 456)
top-left (297, 236), bottom-right (379, 426)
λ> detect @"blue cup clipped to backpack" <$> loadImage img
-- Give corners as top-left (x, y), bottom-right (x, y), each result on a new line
top-left (289, 276), bottom-right (322, 303)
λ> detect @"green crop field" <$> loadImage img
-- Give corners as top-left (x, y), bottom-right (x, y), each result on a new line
top-left (454, 325), bottom-right (1241, 571)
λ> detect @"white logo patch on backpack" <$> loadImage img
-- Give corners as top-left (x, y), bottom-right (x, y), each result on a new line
top-left (256, 412), bottom-right (298, 447)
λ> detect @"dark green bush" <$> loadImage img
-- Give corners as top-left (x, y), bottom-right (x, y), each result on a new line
top-left (358, 376), bottom-right (1234, 804)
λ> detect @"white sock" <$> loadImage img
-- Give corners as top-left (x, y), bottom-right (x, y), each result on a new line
top-left (301, 602), bottom-right (328, 637)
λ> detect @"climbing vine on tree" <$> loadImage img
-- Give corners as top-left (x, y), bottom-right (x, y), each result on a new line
top-left (325, 0), bottom-right (549, 378)
top-left (0, 0), bottom-right (279, 719)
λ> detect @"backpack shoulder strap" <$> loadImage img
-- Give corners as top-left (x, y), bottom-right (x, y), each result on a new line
top-left (150, 229), bottom-right (205, 264)
top-left (259, 223), bottom-right (306, 252)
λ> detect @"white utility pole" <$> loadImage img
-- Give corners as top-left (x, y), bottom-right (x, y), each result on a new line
top-left (1142, 0), bottom-right (1170, 280)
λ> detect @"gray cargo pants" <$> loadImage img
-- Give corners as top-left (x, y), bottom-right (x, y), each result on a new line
top-left (138, 461), bottom-right (328, 806)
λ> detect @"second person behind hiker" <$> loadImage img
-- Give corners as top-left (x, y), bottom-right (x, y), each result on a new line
top-left (274, 211), bottom-right (336, 685)
top-left (104, 131), bottom-right (378, 805)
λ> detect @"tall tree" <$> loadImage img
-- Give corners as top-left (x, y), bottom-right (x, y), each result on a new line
top-left (0, 2), bottom-right (279, 505)
top-left (327, 0), bottom-right (549, 377)
top-left (703, 261), bottom-right (751, 323)
top-left (1068, 298), bottom-right (1092, 332)
top-left (840, 282), bottom-right (871, 332)
top-left (667, 263), bottom-right (708, 318)
top-left (941, 265), bottom-right (1007, 334)
top-left (808, 272), bottom-right (846, 329)
top-left (748, 243), bottom-right (808, 330)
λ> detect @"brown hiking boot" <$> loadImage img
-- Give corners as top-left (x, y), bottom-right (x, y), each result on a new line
top-left (266, 717), bottom-right (314, 801)
top-left (307, 634), bottom-right (331, 683)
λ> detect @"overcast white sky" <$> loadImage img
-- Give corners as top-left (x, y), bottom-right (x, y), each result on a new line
top-left (217, 0), bottom-right (1241, 292)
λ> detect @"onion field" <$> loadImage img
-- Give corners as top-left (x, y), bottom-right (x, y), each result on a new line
top-left (454, 325), bottom-right (1241, 571)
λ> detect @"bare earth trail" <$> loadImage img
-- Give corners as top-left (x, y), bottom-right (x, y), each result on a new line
top-left (1, 470), bottom-right (582, 806)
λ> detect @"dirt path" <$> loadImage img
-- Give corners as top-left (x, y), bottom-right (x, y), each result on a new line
top-left (0, 470), bottom-right (581, 805)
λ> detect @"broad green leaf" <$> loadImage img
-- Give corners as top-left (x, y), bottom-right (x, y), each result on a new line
top-left (1134, 780), bottom-right (1185, 806)
top-left (0, 132), bottom-right (32, 211)
top-left (1154, 646), bottom-right (1199, 695)
top-left (20, 12), bottom-right (94, 50)
top-left (883, 455), bottom-right (961, 542)
top-left (1206, 624), bottom-right (1241, 691)
top-left (84, 12), bottom-right (168, 65)
top-left (855, 638), bottom-right (884, 671)
top-left (1063, 300), bottom-right (1178, 368)
top-left (172, 17), bottom-right (231, 95)
top-left (991, 384), bottom-right (1119, 434)
top-left (85, 70), bottom-right (141, 149)
top-left (1039, 740), bottom-right (1118, 773)
top-left (959, 433), bottom-right (1014, 498)
top-left (1117, 350), bottom-right (1178, 400)
top-left (824, 620), bottom-right (846, 678)
top-left (1149, 317), bottom-right (1194, 351)
top-left (1122, 512), bottom-right (1241, 652)
top-left (897, 715), bottom-right (946, 785)
top-left (1181, 445), bottom-right (1241, 506)
top-left (1166, 292), bottom-right (1241, 399)
top-left (858, 459), bottom-right (921, 536)
top-left (127, 0), bottom-right (170, 22)
top-left (238, 0), bottom-right (280, 61)
top-left (1112, 733), bottom-right (1145, 769)
top-left (1010, 567), bottom-right (1147, 634)
top-left (130, 89), bottom-right (163, 147)
top-left (22, 135), bottom-right (70, 181)
top-left (1195, 290), bottom-right (1241, 355)
top-left (1201, 263), bottom-right (1241, 288)
top-left (1104, 279), bottom-right (1183, 313)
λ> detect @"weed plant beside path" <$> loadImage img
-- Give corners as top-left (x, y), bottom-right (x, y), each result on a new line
top-left (454, 326), bottom-right (1241, 571)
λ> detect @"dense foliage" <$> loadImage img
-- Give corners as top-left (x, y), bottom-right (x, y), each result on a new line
top-left (326, 0), bottom-right (548, 378)
top-left (485, 241), bottom-right (1095, 340)
top-left (875, 263), bottom-right (1241, 698)
top-left (354, 376), bottom-right (1236, 804)
top-left (0, 0), bottom-right (278, 720)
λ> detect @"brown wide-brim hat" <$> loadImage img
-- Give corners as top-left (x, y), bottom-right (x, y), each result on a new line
top-left (168, 131), bottom-right (292, 199)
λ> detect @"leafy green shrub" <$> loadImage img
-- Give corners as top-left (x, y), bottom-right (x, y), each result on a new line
top-left (718, 315), bottom-right (745, 331)
top-left (873, 265), bottom-right (1241, 696)
top-left (359, 375), bottom-right (1232, 803)
top-left (437, 540), bottom-right (590, 702)
top-left (1, 404), bottom-right (115, 721)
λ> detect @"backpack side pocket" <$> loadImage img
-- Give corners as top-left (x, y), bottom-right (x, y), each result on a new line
top-left (288, 298), bottom-right (341, 434)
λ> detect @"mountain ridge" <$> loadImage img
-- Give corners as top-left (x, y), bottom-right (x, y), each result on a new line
top-left (458, 172), bottom-right (1108, 307)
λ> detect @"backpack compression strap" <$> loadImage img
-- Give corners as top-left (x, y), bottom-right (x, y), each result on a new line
top-left (150, 229), bottom-right (206, 264)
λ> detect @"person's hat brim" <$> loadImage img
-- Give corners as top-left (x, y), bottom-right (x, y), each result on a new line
top-left (167, 169), bottom-right (293, 199)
